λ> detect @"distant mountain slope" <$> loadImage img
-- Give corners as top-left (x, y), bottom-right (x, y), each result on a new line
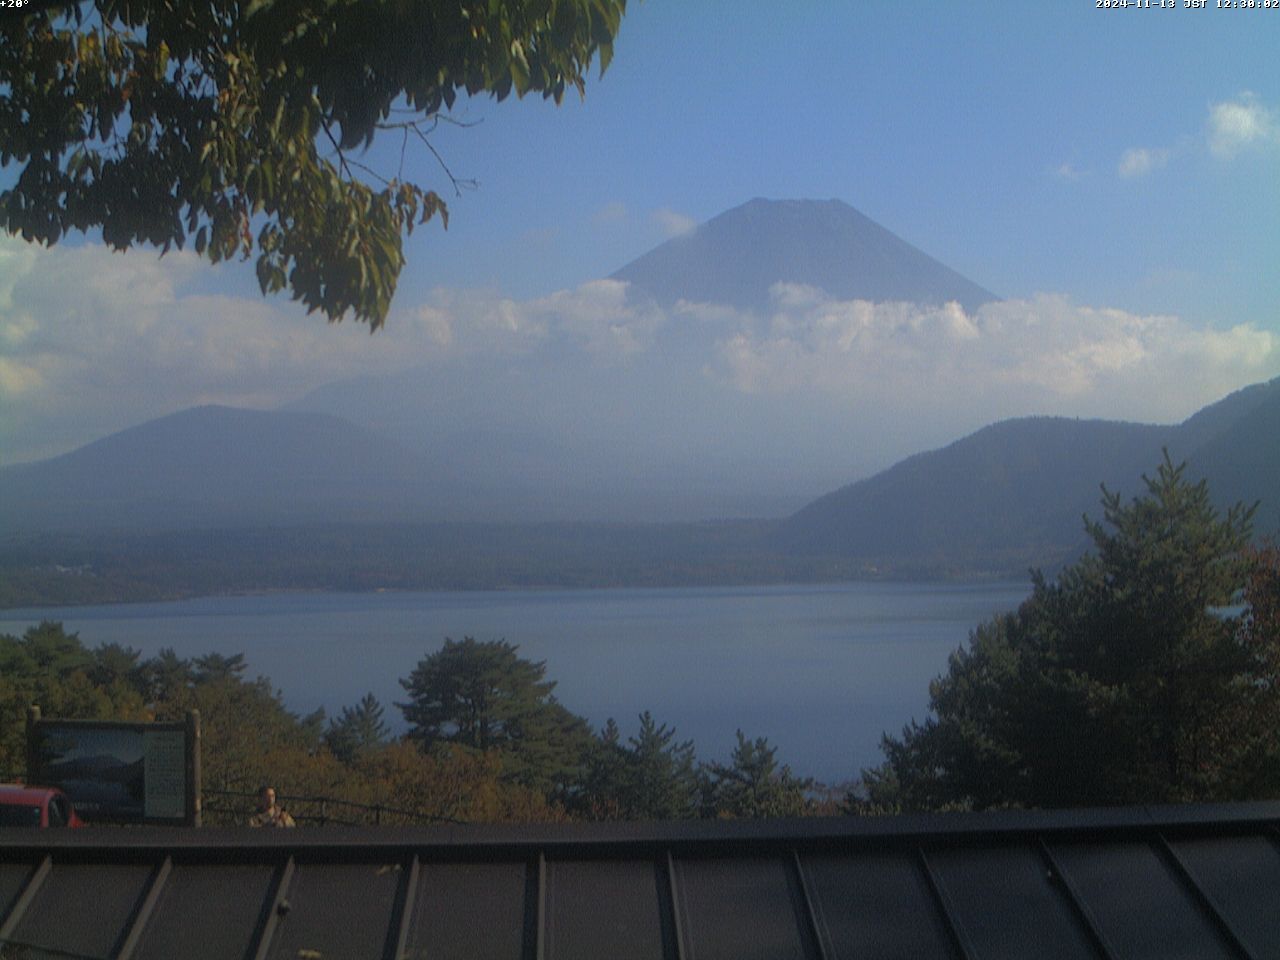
top-left (1176, 376), bottom-right (1280, 451)
top-left (780, 376), bottom-right (1280, 565)
top-left (0, 406), bottom-right (437, 532)
top-left (612, 198), bottom-right (997, 313)
top-left (1183, 378), bottom-right (1280, 536)
top-left (778, 418), bottom-right (1172, 565)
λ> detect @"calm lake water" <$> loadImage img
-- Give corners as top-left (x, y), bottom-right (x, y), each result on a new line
top-left (0, 582), bottom-right (1029, 782)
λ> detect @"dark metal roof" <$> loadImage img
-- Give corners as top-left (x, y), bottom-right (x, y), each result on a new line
top-left (3, 802), bottom-right (1280, 959)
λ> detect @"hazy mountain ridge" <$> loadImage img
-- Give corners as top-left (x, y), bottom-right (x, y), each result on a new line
top-left (779, 418), bottom-right (1170, 565)
top-left (1174, 376), bottom-right (1280, 449)
top-left (779, 376), bottom-right (1280, 562)
top-left (2, 376), bottom-right (1277, 608)
top-left (0, 405), bottom-right (440, 533)
top-left (1182, 378), bottom-right (1280, 536)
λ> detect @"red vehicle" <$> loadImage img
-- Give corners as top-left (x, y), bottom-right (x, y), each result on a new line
top-left (0, 785), bottom-right (86, 828)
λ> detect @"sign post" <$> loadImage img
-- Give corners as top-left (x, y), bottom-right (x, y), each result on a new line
top-left (26, 710), bottom-right (203, 826)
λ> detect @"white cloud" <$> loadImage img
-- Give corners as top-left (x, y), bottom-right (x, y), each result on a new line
top-left (0, 355), bottom-right (44, 395)
top-left (711, 289), bottom-right (1279, 425)
top-left (674, 299), bottom-right (743, 325)
top-left (526, 279), bottom-right (665, 358)
top-left (405, 279), bottom-right (665, 360)
top-left (414, 304), bottom-right (455, 347)
top-left (1111, 94), bottom-right (1276, 177)
top-left (1052, 161), bottom-right (1086, 182)
top-left (1117, 147), bottom-right (1169, 178)
top-left (407, 286), bottom-right (547, 348)
top-left (1208, 92), bottom-right (1277, 159)
top-left (651, 207), bottom-right (697, 237)
top-left (0, 240), bottom-right (39, 315)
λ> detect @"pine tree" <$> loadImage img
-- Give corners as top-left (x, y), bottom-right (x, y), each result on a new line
top-left (867, 453), bottom-right (1261, 809)
top-left (325, 693), bottom-right (392, 765)
top-left (626, 712), bottom-right (700, 820)
top-left (702, 731), bottom-right (811, 818)
top-left (398, 638), bottom-right (590, 793)
top-left (574, 713), bottom-right (702, 820)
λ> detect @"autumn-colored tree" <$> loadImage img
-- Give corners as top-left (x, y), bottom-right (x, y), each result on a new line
top-left (151, 649), bottom-right (325, 793)
top-left (352, 741), bottom-right (564, 824)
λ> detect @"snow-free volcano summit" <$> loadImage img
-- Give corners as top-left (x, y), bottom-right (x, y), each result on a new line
top-left (613, 198), bottom-right (997, 313)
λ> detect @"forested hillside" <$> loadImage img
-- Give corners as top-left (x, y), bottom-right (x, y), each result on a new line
top-left (779, 417), bottom-right (1170, 566)
top-left (780, 376), bottom-right (1280, 564)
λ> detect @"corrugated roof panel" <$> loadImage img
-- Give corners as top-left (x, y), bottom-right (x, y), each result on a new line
top-left (1168, 834), bottom-right (1280, 960)
top-left (264, 860), bottom-right (405, 960)
top-left (1047, 840), bottom-right (1236, 960)
top-left (406, 860), bottom-right (529, 960)
top-left (5, 804), bottom-right (1280, 960)
top-left (7, 861), bottom-right (154, 959)
top-left (131, 862), bottom-right (277, 960)
top-left (544, 858), bottom-right (673, 960)
top-left (0, 861), bottom-right (37, 926)
top-left (928, 843), bottom-right (1099, 960)
top-left (673, 856), bottom-right (819, 960)
top-left (801, 849), bottom-right (959, 960)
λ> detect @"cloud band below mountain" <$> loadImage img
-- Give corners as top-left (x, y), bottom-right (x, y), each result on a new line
top-left (712, 286), bottom-right (1277, 423)
top-left (1, 238), bottom-right (1276, 475)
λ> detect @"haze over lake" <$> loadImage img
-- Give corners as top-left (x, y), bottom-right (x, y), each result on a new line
top-left (1, 581), bottom-right (1028, 782)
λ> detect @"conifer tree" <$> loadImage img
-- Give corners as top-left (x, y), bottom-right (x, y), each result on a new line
top-left (325, 693), bottom-right (391, 765)
top-left (398, 638), bottom-right (589, 792)
top-left (701, 731), bottom-right (811, 818)
top-left (866, 453), bottom-right (1261, 810)
top-left (576, 712), bottom-right (700, 820)
top-left (627, 712), bottom-right (700, 820)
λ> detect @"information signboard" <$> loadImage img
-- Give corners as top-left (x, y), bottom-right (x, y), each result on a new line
top-left (26, 710), bottom-right (201, 826)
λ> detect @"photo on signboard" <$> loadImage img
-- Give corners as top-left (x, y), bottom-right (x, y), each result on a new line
top-left (33, 724), bottom-right (146, 820)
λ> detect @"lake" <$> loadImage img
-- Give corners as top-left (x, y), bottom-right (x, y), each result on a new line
top-left (0, 582), bottom-right (1029, 783)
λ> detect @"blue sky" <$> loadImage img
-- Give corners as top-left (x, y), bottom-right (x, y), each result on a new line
top-left (1, 1), bottom-right (1278, 492)
top-left (386, 1), bottom-right (1279, 322)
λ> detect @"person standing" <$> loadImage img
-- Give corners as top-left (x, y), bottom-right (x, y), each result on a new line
top-left (248, 785), bottom-right (296, 827)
